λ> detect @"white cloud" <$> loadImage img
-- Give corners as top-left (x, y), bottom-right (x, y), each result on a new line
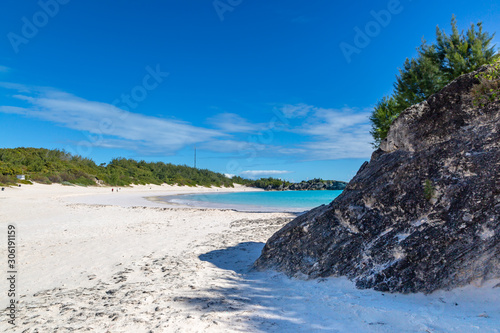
top-left (207, 112), bottom-right (261, 133)
top-left (280, 103), bottom-right (313, 119)
top-left (240, 170), bottom-right (292, 178)
top-left (276, 147), bottom-right (308, 155)
top-left (279, 104), bottom-right (374, 160)
top-left (0, 83), bottom-right (374, 161)
top-left (0, 81), bottom-right (31, 92)
top-left (0, 84), bottom-right (226, 154)
top-left (0, 66), bottom-right (11, 73)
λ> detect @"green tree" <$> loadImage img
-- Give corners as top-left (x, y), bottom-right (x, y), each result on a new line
top-left (394, 43), bottom-right (445, 110)
top-left (435, 16), bottom-right (498, 80)
top-left (370, 16), bottom-right (498, 147)
top-left (369, 96), bottom-right (400, 148)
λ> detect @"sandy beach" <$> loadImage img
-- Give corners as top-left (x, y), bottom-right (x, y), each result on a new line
top-left (1, 184), bottom-right (499, 332)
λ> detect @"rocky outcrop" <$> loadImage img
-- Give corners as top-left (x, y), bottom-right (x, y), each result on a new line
top-left (288, 179), bottom-right (347, 191)
top-left (254, 66), bottom-right (500, 293)
top-left (265, 179), bottom-right (347, 191)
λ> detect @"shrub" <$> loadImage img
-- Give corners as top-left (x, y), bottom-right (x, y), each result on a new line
top-left (472, 60), bottom-right (500, 107)
top-left (0, 148), bottom-right (248, 188)
top-left (424, 179), bottom-right (435, 201)
top-left (31, 175), bottom-right (52, 184)
top-left (370, 96), bottom-right (400, 147)
top-left (48, 174), bottom-right (63, 183)
top-left (0, 174), bottom-right (16, 185)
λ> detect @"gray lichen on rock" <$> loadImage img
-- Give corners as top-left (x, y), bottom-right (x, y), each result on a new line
top-left (254, 66), bottom-right (500, 294)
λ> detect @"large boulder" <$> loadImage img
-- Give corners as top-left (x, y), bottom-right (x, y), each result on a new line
top-left (254, 67), bottom-right (500, 293)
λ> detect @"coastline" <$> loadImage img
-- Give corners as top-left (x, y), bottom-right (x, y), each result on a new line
top-left (149, 193), bottom-right (310, 213)
top-left (1, 183), bottom-right (499, 332)
top-left (61, 183), bottom-right (265, 208)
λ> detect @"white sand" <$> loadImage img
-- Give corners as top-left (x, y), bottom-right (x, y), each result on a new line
top-left (0, 183), bottom-right (499, 332)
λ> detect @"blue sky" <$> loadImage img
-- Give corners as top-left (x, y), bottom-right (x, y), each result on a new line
top-left (0, 0), bottom-right (499, 182)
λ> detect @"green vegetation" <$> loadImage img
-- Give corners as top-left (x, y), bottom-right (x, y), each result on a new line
top-left (370, 16), bottom-right (498, 147)
top-left (0, 148), bottom-right (234, 187)
top-left (0, 148), bottom-right (345, 190)
top-left (235, 177), bottom-right (347, 191)
top-left (0, 147), bottom-right (350, 191)
top-left (472, 60), bottom-right (500, 107)
top-left (251, 177), bottom-right (292, 189)
top-left (369, 96), bottom-right (400, 147)
top-left (424, 179), bottom-right (435, 201)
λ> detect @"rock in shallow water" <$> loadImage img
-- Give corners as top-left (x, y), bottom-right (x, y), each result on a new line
top-left (254, 66), bottom-right (500, 294)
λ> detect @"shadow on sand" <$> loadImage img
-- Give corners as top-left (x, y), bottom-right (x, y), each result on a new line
top-left (178, 241), bottom-right (500, 333)
top-left (191, 242), bottom-right (345, 332)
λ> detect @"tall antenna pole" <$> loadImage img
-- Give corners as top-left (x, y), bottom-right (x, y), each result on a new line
top-left (194, 145), bottom-right (197, 169)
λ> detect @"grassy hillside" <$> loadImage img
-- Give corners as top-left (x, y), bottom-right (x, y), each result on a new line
top-left (0, 148), bottom-right (348, 189)
top-left (0, 148), bottom-right (234, 187)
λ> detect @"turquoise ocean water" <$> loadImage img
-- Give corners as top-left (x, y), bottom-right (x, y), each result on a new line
top-left (162, 190), bottom-right (343, 212)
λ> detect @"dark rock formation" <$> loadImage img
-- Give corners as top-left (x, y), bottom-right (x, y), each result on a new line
top-left (264, 179), bottom-right (347, 191)
top-left (254, 67), bottom-right (500, 293)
